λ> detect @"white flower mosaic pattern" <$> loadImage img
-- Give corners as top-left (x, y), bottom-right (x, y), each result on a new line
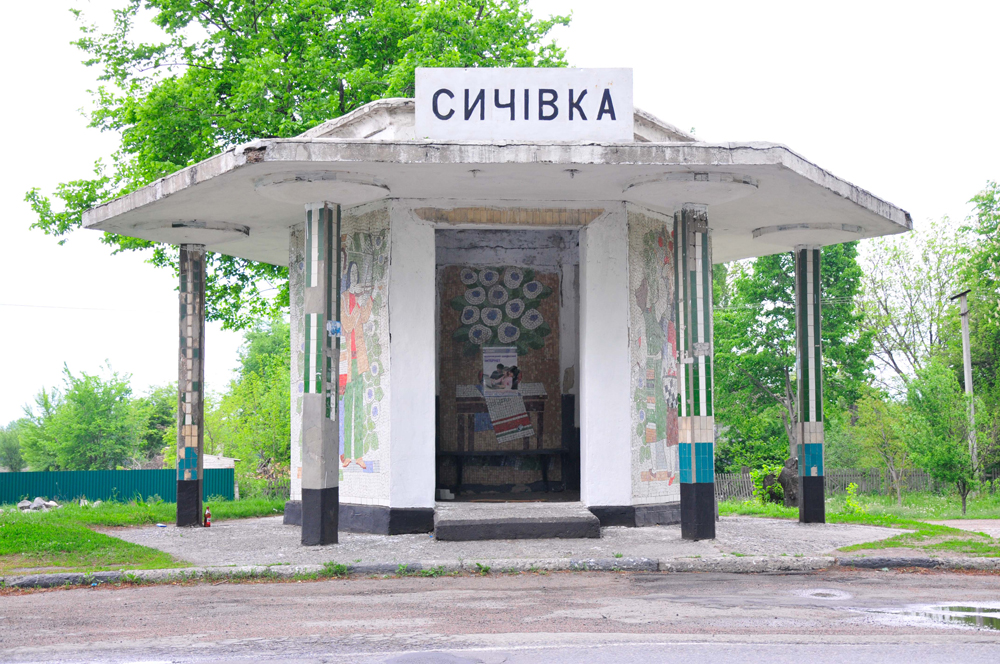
top-left (469, 324), bottom-right (492, 345)
top-left (451, 266), bottom-right (552, 357)
top-left (481, 307), bottom-right (503, 326)
top-left (522, 280), bottom-right (544, 299)
top-left (461, 306), bottom-right (480, 325)
top-left (488, 285), bottom-right (509, 306)
top-left (465, 287), bottom-right (486, 305)
top-left (505, 299), bottom-right (525, 318)
top-left (503, 268), bottom-right (524, 289)
top-left (522, 308), bottom-right (544, 330)
top-left (461, 268), bottom-right (478, 285)
top-left (498, 322), bottom-right (521, 343)
top-left (479, 269), bottom-right (500, 286)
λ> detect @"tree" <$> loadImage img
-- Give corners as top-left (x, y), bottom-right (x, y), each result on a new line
top-left (713, 243), bottom-right (873, 470)
top-left (0, 420), bottom-right (27, 472)
top-left (859, 216), bottom-right (967, 388)
top-left (26, 0), bottom-right (571, 330)
top-left (854, 389), bottom-right (913, 506)
top-left (907, 357), bottom-right (978, 514)
top-left (20, 365), bottom-right (143, 471)
top-left (132, 384), bottom-right (177, 462)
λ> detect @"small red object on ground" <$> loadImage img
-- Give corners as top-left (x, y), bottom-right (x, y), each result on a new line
top-left (204, 507), bottom-right (211, 527)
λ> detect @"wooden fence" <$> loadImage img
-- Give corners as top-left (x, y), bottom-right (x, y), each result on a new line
top-left (715, 468), bottom-right (1000, 502)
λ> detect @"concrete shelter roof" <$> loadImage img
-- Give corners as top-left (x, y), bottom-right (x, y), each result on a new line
top-left (83, 99), bottom-right (910, 267)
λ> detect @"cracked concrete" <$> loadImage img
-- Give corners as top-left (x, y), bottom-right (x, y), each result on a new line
top-left (99, 515), bottom-right (899, 569)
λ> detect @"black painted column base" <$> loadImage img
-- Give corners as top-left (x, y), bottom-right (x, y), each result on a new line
top-left (177, 479), bottom-right (202, 527)
top-left (680, 482), bottom-right (716, 540)
top-left (800, 475), bottom-right (826, 523)
top-left (302, 487), bottom-right (339, 545)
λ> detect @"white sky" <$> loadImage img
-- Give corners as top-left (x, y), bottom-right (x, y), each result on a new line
top-left (1, 0), bottom-right (996, 424)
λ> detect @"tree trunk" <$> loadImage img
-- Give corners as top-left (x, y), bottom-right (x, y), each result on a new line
top-left (961, 491), bottom-right (968, 515)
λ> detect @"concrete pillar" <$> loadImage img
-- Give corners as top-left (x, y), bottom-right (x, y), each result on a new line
top-left (579, 206), bottom-right (632, 509)
top-left (674, 205), bottom-right (716, 540)
top-left (795, 246), bottom-right (825, 523)
top-left (177, 244), bottom-right (205, 527)
top-left (388, 207), bottom-right (436, 511)
top-left (297, 203), bottom-right (341, 545)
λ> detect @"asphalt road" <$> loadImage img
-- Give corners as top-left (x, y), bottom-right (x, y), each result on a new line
top-left (2, 569), bottom-right (999, 663)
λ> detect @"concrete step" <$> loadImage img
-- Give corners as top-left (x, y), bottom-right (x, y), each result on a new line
top-left (433, 501), bottom-right (601, 541)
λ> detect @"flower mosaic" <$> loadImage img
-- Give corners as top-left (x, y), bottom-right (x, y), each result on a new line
top-left (482, 307), bottom-right (503, 326)
top-left (465, 287), bottom-right (486, 305)
top-left (450, 266), bottom-right (553, 357)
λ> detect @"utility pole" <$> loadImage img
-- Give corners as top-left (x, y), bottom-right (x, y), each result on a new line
top-left (950, 289), bottom-right (976, 469)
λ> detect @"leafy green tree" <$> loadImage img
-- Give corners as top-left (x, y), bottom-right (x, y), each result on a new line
top-left (20, 365), bottom-right (143, 471)
top-left (907, 357), bottom-right (979, 514)
top-left (26, 0), bottom-right (570, 330)
top-left (713, 243), bottom-right (873, 471)
top-left (132, 384), bottom-right (177, 461)
top-left (0, 420), bottom-right (27, 472)
top-left (859, 216), bottom-right (967, 387)
top-left (19, 389), bottom-right (63, 472)
top-left (854, 389), bottom-right (914, 506)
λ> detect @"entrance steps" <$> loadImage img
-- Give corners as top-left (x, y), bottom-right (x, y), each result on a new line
top-left (433, 501), bottom-right (601, 541)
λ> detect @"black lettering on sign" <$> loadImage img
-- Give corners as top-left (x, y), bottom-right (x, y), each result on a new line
top-left (494, 89), bottom-right (515, 121)
top-left (569, 89), bottom-right (587, 121)
top-left (465, 89), bottom-right (485, 121)
top-left (538, 89), bottom-right (558, 121)
top-left (433, 89), bottom-right (455, 120)
top-left (597, 89), bottom-right (616, 121)
top-left (524, 89), bottom-right (530, 120)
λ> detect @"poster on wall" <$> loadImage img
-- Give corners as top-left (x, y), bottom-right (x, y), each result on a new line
top-left (482, 346), bottom-right (520, 395)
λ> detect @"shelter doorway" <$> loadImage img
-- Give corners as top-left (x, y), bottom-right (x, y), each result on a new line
top-left (435, 228), bottom-right (580, 501)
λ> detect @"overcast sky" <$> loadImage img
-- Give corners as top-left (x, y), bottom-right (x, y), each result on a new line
top-left (1, 0), bottom-right (996, 424)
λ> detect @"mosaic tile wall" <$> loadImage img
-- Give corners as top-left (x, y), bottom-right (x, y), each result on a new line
top-left (338, 201), bottom-right (391, 505)
top-left (627, 205), bottom-right (680, 504)
top-left (437, 264), bottom-right (564, 491)
top-left (290, 225), bottom-right (304, 501)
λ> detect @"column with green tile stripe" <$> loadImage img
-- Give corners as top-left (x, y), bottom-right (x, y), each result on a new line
top-left (298, 203), bottom-right (341, 545)
top-left (674, 204), bottom-right (716, 540)
top-left (795, 245), bottom-right (825, 523)
top-left (176, 244), bottom-right (205, 527)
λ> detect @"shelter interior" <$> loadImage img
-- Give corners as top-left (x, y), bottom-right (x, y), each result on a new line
top-left (435, 229), bottom-right (581, 500)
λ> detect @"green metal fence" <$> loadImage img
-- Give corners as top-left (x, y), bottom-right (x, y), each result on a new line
top-left (0, 469), bottom-right (235, 504)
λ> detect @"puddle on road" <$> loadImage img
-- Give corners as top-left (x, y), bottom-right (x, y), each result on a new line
top-left (877, 604), bottom-right (1000, 631)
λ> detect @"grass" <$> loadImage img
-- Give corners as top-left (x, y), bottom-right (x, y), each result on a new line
top-left (825, 491), bottom-right (1000, 521)
top-left (718, 497), bottom-right (1000, 558)
top-left (0, 497), bottom-right (287, 576)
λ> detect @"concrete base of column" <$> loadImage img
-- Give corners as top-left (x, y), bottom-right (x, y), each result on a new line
top-left (680, 483), bottom-right (716, 540)
top-left (283, 500), bottom-right (302, 526)
top-left (800, 476), bottom-right (826, 523)
top-left (302, 487), bottom-right (339, 545)
top-left (176, 479), bottom-right (202, 527)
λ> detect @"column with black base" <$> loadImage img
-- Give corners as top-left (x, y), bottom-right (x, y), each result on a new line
top-left (177, 244), bottom-right (205, 527)
top-left (299, 203), bottom-right (341, 546)
top-left (795, 246), bottom-right (825, 523)
top-left (674, 205), bottom-right (716, 540)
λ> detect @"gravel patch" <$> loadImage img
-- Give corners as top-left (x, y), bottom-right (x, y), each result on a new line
top-left (99, 516), bottom-right (901, 568)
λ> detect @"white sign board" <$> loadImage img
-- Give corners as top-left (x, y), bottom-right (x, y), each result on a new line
top-left (415, 68), bottom-right (633, 142)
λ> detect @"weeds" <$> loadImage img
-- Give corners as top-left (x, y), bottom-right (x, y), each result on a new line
top-left (474, 562), bottom-right (491, 576)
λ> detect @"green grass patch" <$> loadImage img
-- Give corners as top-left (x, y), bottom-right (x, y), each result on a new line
top-left (0, 521), bottom-right (181, 575)
top-left (0, 497), bottom-right (286, 576)
top-left (718, 500), bottom-right (798, 519)
top-left (719, 498), bottom-right (1000, 557)
top-left (825, 491), bottom-right (1000, 521)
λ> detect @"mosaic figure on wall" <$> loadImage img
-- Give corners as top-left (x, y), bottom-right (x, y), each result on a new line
top-left (628, 209), bottom-right (680, 499)
top-left (339, 229), bottom-right (388, 472)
